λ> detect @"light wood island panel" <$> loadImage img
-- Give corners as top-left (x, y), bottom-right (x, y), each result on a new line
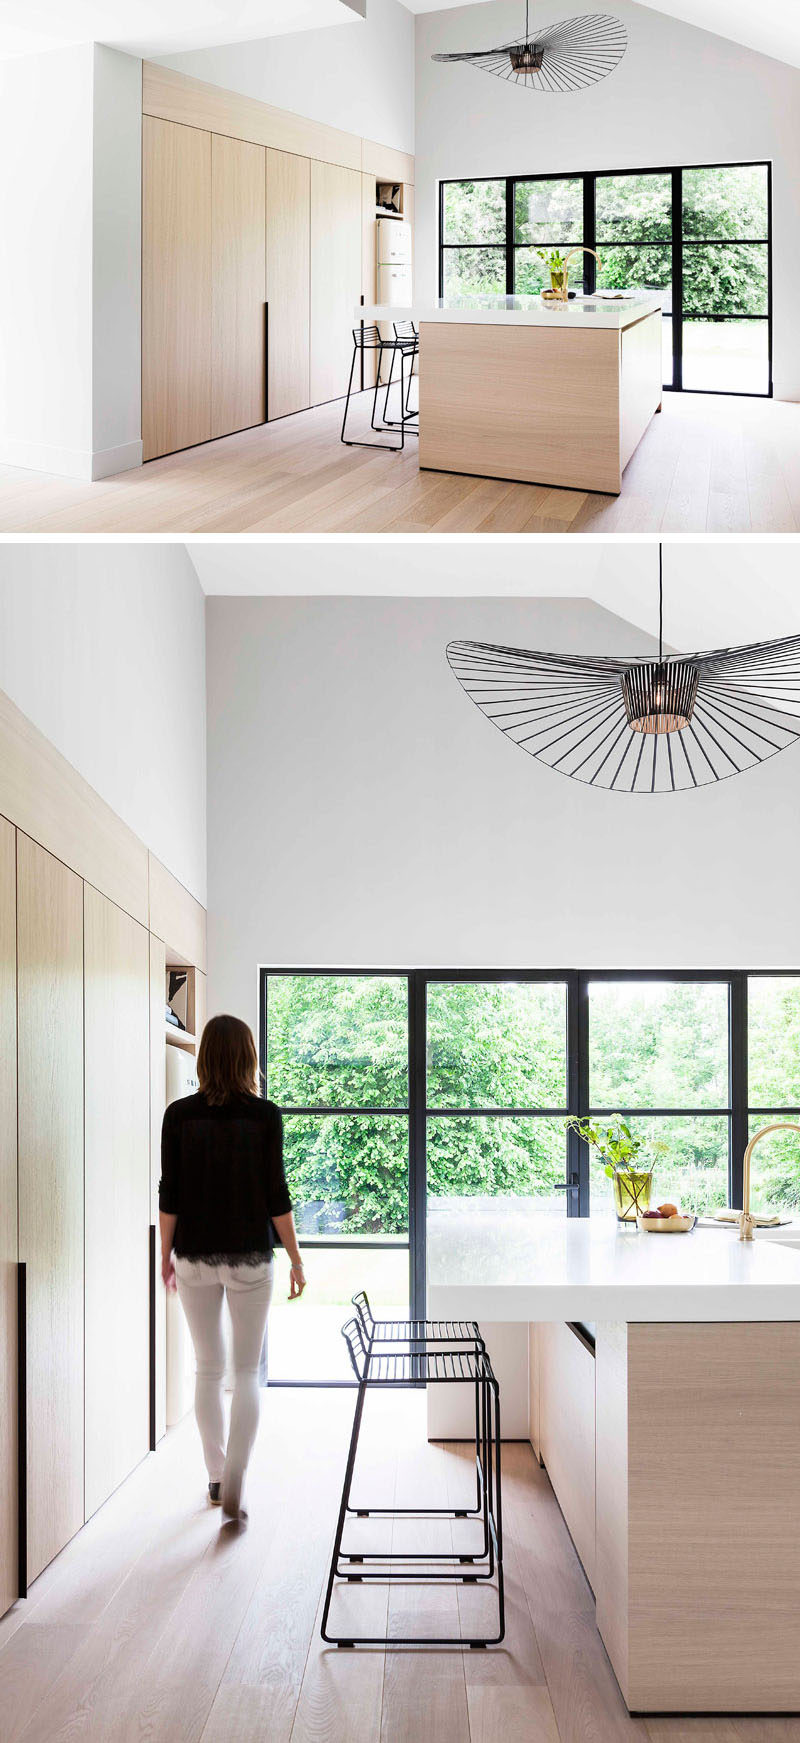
top-left (596, 1320), bottom-right (800, 1714)
top-left (418, 310), bottom-right (663, 495)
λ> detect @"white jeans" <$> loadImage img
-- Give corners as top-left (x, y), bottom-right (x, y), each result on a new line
top-left (176, 1256), bottom-right (274, 1509)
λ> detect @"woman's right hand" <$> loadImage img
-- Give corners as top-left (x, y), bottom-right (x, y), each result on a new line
top-left (289, 1261), bottom-right (306, 1299)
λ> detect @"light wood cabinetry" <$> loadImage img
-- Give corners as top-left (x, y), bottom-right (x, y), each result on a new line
top-left (149, 933), bottom-right (167, 1444)
top-left (0, 819), bottom-right (17, 1618)
top-left (17, 834), bottom-right (84, 1585)
top-left (148, 854), bottom-right (207, 973)
top-left (310, 160), bottom-right (363, 406)
top-left (141, 66), bottom-right (413, 452)
top-left (84, 888), bottom-right (151, 1520)
top-left (266, 150), bottom-right (311, 420)
top-left (142, 116), bottom-right (212, 462)
top-left (538, 1321), bottom-right (596, 1590)
top-left (211, 135), bottom-right (266, 440)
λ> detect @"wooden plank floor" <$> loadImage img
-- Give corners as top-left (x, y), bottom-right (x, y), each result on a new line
top-left (1, 391), bottom-right (798, 535)
top-left (0, 1389), bottom-right (793, 1741)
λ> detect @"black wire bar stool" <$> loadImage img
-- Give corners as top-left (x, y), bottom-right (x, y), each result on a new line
top-left (379, 321), bottom-right (419, 430)
top-left (349, 1289), bottom-right (486, 1524)
top-left (320, 1316), bottom-right (504, 1649)
top-left (341, 325), bottom-right (417, 451)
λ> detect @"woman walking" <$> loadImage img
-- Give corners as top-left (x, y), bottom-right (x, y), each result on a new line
top-left (159, 1013), bottom-right (305, 1518)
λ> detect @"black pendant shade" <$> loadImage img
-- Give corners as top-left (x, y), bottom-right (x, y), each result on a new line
top-left (621, 659), bottom-right (700, 735)
top-left (446, 553), bottom-right (800, 793)
top-left (432, 7), bottom-right (627, 93)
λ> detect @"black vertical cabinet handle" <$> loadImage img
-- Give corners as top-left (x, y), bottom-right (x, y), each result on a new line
top-left (149, 1226), bottom-right (157, 1453)
top-left (17, 1261), bottom-right (26, 1600)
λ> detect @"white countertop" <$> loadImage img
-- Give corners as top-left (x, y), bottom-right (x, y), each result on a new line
top-left (359, 293), bottom-right (662, 331)
top-left (427, 1199), bottom-right (800, 1322)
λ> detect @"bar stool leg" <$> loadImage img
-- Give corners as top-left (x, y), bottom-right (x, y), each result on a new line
top-left (320, 1379), bottom-right (368, 1646)
top-left (340, 345), bottom-right (358, 445)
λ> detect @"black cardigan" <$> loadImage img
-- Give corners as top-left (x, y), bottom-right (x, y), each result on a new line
top-left (159, 1091), bottom-right (292, 1263)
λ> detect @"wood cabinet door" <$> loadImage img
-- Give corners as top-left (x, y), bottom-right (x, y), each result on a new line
top-left (142, 116), bottom-right (212, 461)
top-left (84, 886), bottom-right (151, 1519)
top-left (17, 834), bottom-right (84, 1584)
top-left (310, 160), bottom-right (362, 406)
top-left (211, 134), bottom-right (266, 440)
top-left (266, 149), bottom-right (311, 421)
top-left (149, 932), bottom-right (167, 1445)
top-left (0, 819), bottom-right (17, 1618)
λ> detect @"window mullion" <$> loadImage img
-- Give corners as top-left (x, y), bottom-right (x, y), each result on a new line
top-left (583, 174), bottom-right (596, 294)
top-left (672, 166), bottom-right (683, 391)
top-left (730, 973), bottom-right (748, 1209)
top-left (506, 177), bottom-right (515, 294)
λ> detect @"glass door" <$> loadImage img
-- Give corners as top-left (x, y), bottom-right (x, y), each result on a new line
top-left (424, 978), bottom-right (572, 1252)
top-left (263, 972), bottom-right (411, 1382)
top-left (594, 171), bottom-right (674, 386)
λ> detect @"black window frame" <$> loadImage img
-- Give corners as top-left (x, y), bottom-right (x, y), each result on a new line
top-left (260, 966), bottom-right (799, 1384)
top-left (439, 160), bottom-right (773, 399)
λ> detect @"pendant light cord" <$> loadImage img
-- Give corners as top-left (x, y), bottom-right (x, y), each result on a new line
top-left (525, 1), bottom-right (530, 40)
top-left (658, 543), bottom-right (663, 662)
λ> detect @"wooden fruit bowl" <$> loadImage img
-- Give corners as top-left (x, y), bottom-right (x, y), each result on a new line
top-left (637, 1212), bottom-right (696, 1234)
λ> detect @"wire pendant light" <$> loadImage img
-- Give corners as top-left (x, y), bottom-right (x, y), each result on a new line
top-left (446, 551), bottom-right (800, 794)
top-left (431, 3), bottom-right (627, 93)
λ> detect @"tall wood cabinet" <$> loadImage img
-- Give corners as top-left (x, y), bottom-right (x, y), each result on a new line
top-left (17, 834), bottom-right (85, 1586)
top-left (140, 66), bottom-right (414, 458)
top-left (84, 887), bottom-right (151, 1521)
top-left (211, 135), bottom-right (266, 440)
top-left (310, 160), bottom-right (363, 407)
top-left (266, 149), bottom-right (311, 420)
top-left (142, 116), bottom-right (212, 463)
top-left (0, 819), bottom-right (17, 1619)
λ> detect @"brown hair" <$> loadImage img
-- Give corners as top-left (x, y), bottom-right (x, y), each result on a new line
top-left (197, 1014), bottom-right (260, 1106)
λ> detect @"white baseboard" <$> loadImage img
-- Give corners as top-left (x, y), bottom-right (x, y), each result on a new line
top-left (0, 435), bottom-right (143, 481)
top-left (91, 438), bottom-right (143, 480)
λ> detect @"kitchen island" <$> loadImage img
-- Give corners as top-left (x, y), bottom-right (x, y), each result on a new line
top-left (360, 294), bottom-right (663, 494)
top-left (427, 1201), bottom-right (800, 1714)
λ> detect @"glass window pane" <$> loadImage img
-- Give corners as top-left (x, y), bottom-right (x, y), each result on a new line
top-left (590, 1115), bottom-right (729, 1216)
top-left (266, 1244), bottom-right (409, 1382)
top-left (682, 319), bottom-right (769, 394)
top-left (283, 1114), bottom-right (409, 1236)
top-left (683, 243), bottom-right (768, 317)
top-left (443, 246), bottom-right (506, 301)
top-left (515, 246), bottom-right (585, 295)
top-left (596, 172), bottom-right (671, 244)
top-left (514, 178), bottom-right (583, 245)
top-left (443, 180), bottom-right (505, 245)
top-left (589, 981), bottom-right (729, 1109)
top-left (427, 1115), bottom-right (567, 1204)
top-left (596, 244), bottom-right (672, 306)
top-left (266, 974), bottom-right (408, 1108)
top-left (426, 981), bottom-right (567, 1108)
top-left (683, 165), bottom-right (768, 241)
top-left (748, 978), bottom-right (800, 1107)
top-left (746, 1116), bottom-right (800, 1218)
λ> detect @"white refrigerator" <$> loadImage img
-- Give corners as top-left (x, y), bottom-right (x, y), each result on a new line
top-left (376, 216), bottom-right (412, 309)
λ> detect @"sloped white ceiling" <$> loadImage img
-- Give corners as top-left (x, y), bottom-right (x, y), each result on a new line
top-left (405, 0), bottom-right (800, 71)
top-left (0, 1), bottom-right (359, 59)
top-left (188, 541), bottom-right (800, 650)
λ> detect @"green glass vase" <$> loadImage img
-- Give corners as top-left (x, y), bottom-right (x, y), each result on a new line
top-left (612, 1167), bottom-right (654, 1223)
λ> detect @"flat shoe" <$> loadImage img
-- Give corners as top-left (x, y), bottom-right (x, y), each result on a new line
top-left (208, 1482), bottom-right (222, 1506)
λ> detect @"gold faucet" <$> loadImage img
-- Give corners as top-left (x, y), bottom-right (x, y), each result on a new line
top-left (556, 247), bottom-right (603, 302)
top-left (739, 1121), bottom-right (800, 1240)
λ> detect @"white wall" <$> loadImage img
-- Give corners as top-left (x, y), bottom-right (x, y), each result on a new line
top-left (91, 45), bottom-right (142, 472)
top-left (155, 0), bottom-right (414, 153)
top-left (415, 0), bottom-right (800, 400)
top-left (0, 44), bottom-right (95, 476)
top-left (205, 593), bottom-right (800, 1032)
top-left (0, 42), bottom-right (142, 479)
top-left (0, 544), bottom-right (207, 904)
